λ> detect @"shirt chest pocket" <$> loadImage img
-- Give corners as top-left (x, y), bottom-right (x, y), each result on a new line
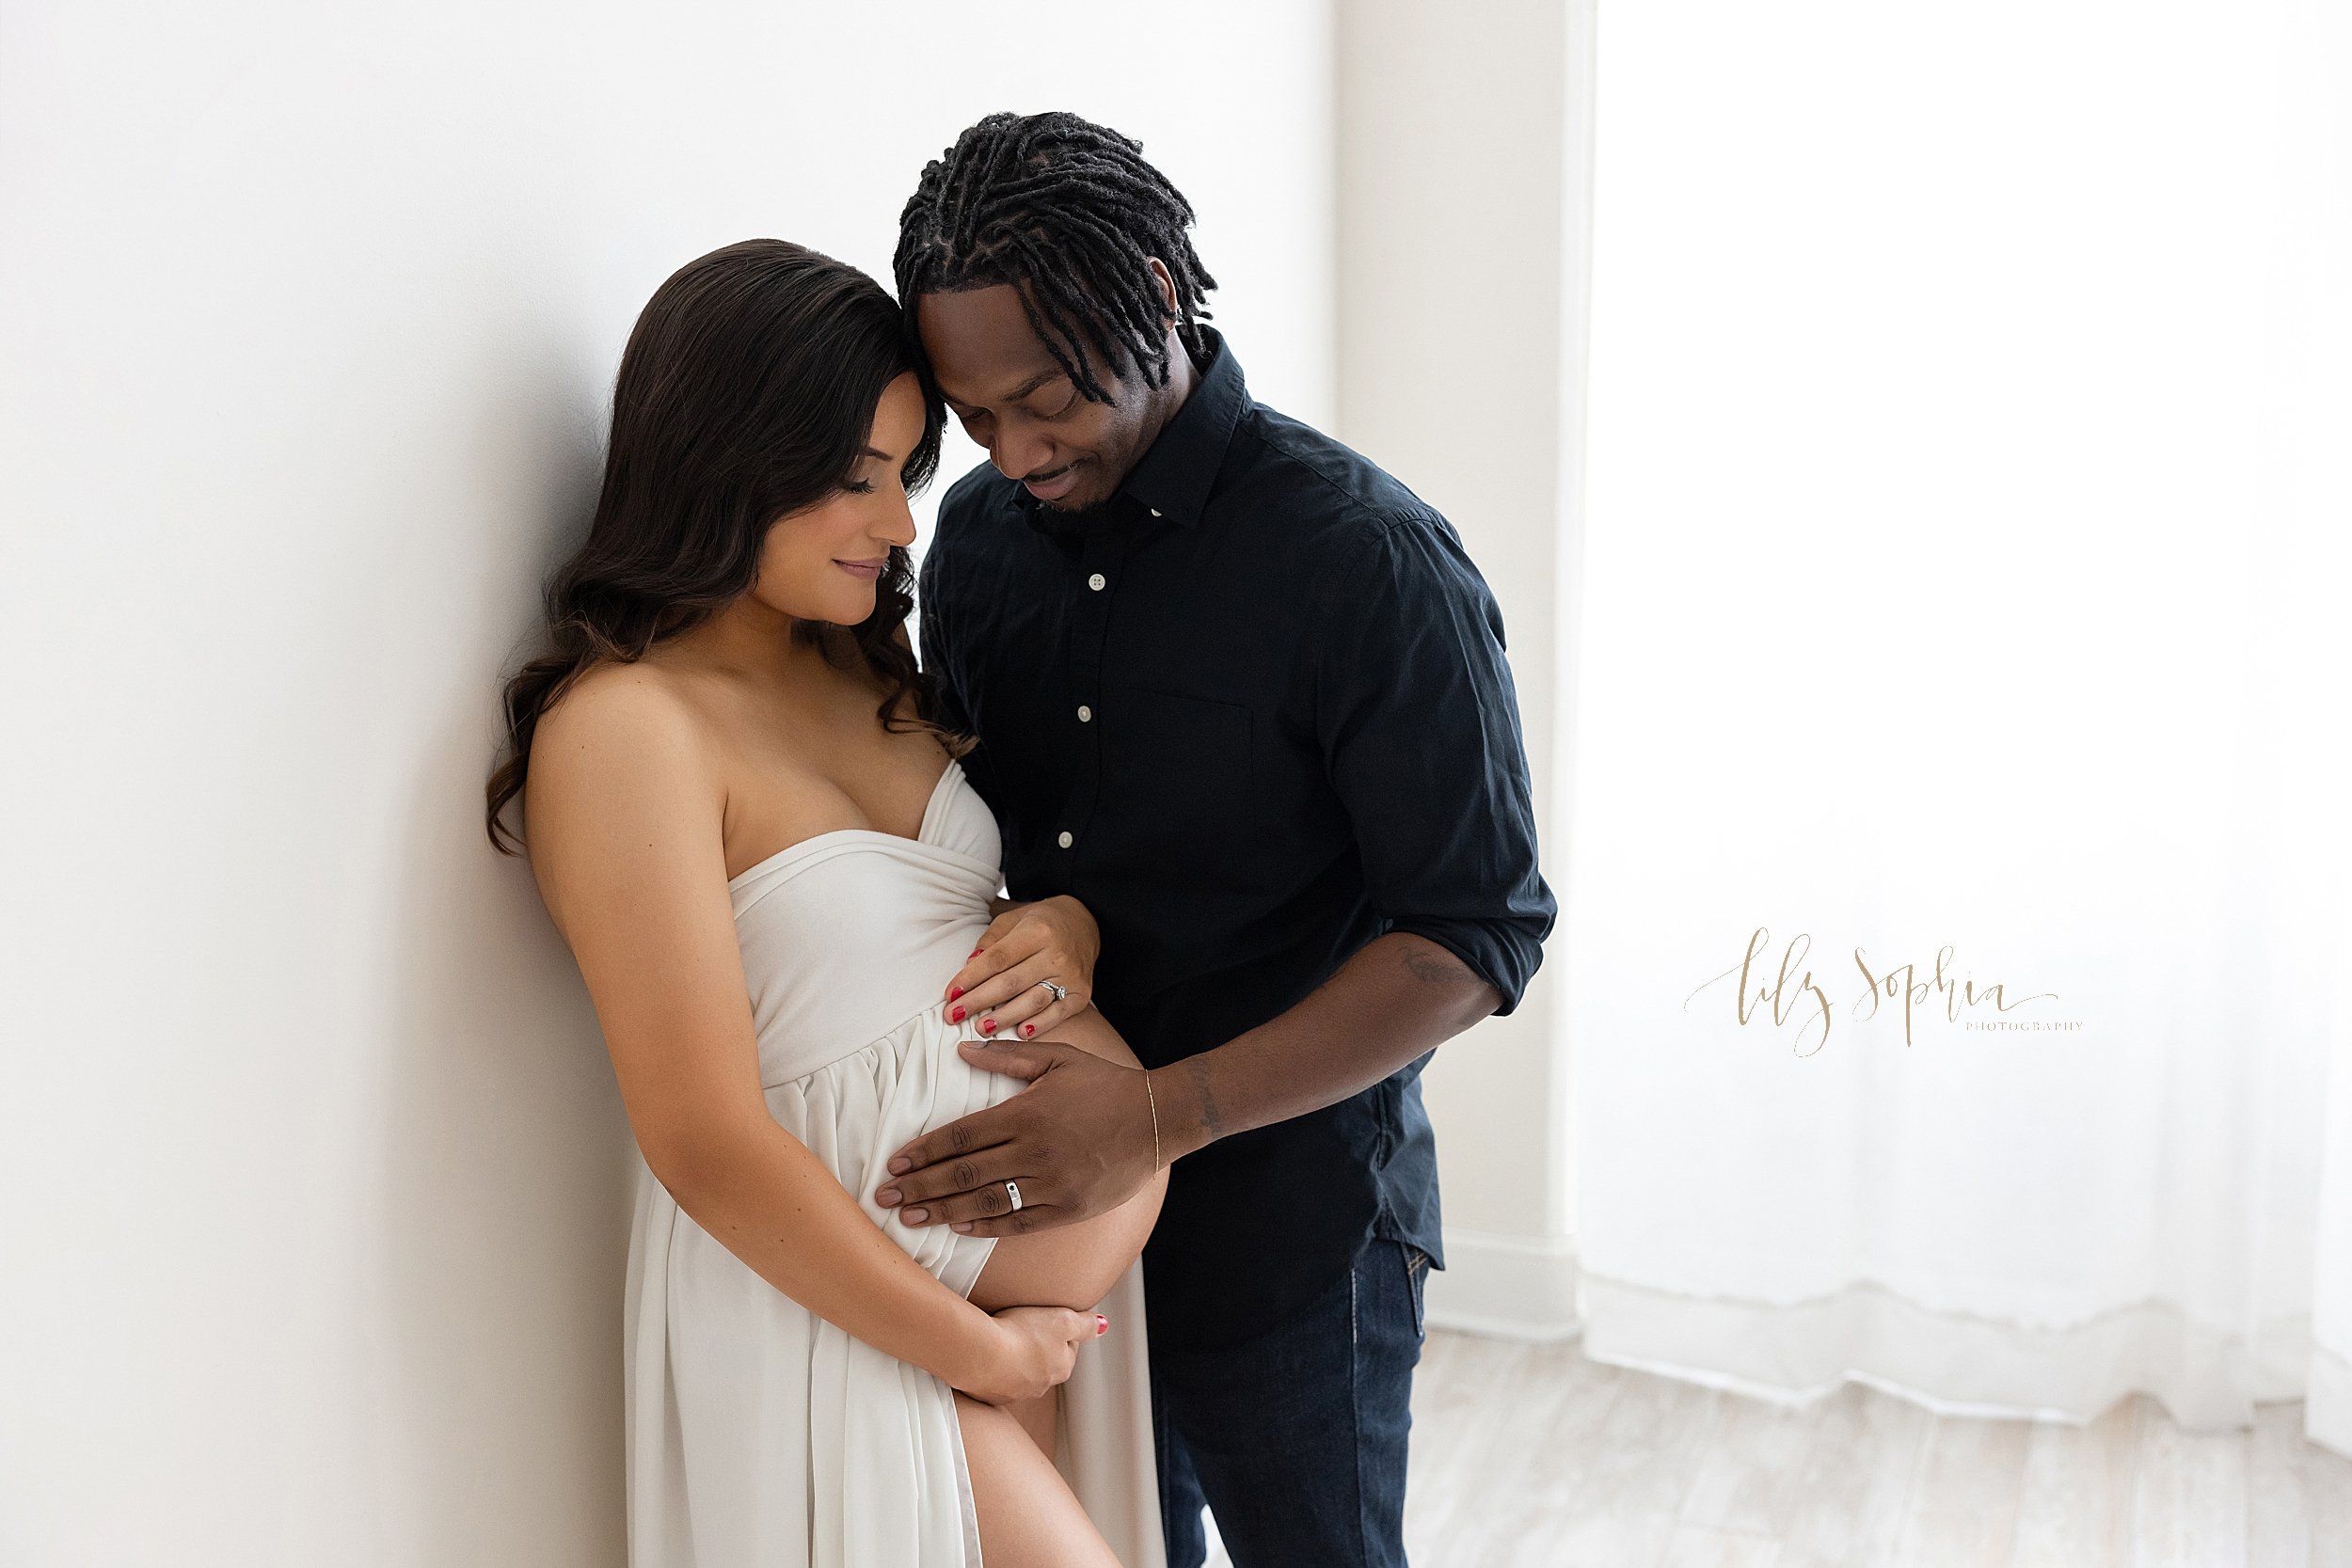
top-left (1097, 687), bottom-right (1256, 863)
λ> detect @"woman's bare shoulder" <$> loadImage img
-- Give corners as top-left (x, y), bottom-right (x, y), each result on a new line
top-left (525, 659), bottom-right (720, 837)
top-left (535, 658), bottom-right (705, 756)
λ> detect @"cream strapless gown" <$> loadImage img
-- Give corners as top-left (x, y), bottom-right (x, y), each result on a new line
top-left (622, 759), bottom-right (1164, 1568)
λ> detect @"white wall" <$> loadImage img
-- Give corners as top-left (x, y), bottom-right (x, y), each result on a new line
top-left (1334, 0), bottom-right (1590, 1337)
top-left (0, 6), bottom-right (1330, 1562)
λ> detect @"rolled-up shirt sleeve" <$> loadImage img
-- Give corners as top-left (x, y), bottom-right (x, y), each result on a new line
top-left (1311, 510), bottom-right (1557, 1013)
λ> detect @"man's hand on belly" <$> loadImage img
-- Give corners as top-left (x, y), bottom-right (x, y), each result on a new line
top-left (873, 1039), bottom-right (1161, 1236)
top-left (880, 934), bottom-right (1502, 1235)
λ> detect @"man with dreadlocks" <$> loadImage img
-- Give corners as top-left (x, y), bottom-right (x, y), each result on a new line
top-left (874, 110), bottom-right (1554, 1568)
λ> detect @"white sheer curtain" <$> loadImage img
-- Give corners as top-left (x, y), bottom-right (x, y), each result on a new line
top-left (1565, 0), bottom-right (2352, 1454)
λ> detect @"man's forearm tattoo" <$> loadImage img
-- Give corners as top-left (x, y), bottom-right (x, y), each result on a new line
top-left (1185, 1055), bottom-right (1227, 1142)
top-left (1404, 946), bottom-right (1468, 986)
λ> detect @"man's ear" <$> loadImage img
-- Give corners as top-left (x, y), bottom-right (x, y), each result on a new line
top-left (1147, 257), bottom-right (1179, 322)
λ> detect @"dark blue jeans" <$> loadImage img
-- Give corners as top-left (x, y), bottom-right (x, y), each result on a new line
top-left (1152, 1238), bottom-right (1430, 1568)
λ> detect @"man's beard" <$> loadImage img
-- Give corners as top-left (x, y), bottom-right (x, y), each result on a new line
top-left (1030, 479), bottom-right (1127, 537)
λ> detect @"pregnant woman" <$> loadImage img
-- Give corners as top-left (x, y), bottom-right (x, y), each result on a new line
top-left (485, 239), bottom-right (1168, 1568)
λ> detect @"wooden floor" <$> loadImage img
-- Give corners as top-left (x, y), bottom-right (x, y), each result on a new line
top-left (1197, 1329), bottom-right (2352, 1568)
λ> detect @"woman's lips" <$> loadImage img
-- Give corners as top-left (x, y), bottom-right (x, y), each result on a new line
top-left (834, 559), bottom-right (884, 580)
top-left (1023, 465), bottom-right (1082, 502)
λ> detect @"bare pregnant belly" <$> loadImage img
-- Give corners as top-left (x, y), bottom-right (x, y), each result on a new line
top-left (1050, 1005), bottom-right (1143, 1070)
top-left (965, 1005), bottom-right (1167, 1314)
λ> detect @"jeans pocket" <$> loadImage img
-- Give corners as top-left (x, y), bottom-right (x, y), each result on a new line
top-left (1403, 1243), bottom-right (1429, 1338)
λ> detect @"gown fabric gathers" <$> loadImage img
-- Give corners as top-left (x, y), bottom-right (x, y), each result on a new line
top-left (622, 759), bottom-right (1166, 1568)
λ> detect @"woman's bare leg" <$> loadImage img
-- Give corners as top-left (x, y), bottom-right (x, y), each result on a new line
top-left (955, 1392), bottom-right (1121, 1568)
top-left (1001, 1386), bottom-right (1058, 1456)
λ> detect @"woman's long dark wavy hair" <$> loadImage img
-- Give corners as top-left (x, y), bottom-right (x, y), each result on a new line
top-left (485, 239), bottom-right (946, 854)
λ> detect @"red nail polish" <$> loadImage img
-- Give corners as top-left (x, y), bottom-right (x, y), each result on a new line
top-left (978, 1018), bottom-right (998, 1036)
top-left (947, 986), bottom-right (963, 1002)
top-left (969, 947), bottom-right (983, 958)
top-left (1095, 1314), bottom-right (1109, 1336)
top-left (949, 1006), bottom-right (966, 1023)
top-left (1021, 1022), bottom-right (1035, 1037)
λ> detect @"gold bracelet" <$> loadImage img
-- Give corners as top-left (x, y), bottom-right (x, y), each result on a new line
top-left (1144, 1069), bottom-right (1164, 1171)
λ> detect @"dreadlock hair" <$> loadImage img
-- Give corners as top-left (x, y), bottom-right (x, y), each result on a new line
top-left (895, 110), bottom-right (1218, 404)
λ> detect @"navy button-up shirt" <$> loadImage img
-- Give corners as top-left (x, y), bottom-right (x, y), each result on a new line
top-left (918, 328), bottom-right (1555, 1351)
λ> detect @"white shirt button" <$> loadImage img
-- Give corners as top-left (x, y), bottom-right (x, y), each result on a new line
top-left (1088, 573), bottom-right (1107, 592)
top-left (1057, 831), bottom-right (1074, 848)
top-left (1076, 705), bottom-right (1093, 722)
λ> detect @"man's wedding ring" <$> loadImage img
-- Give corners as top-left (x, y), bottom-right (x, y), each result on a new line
top-left (1003, 1180), bottom-right (1024, 1213)
top-left (1034, 979), bottom-right (1068, 1005)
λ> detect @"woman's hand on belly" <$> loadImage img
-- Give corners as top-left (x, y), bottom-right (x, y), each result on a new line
top-left (941, 895), bottom-right (1100, 1042)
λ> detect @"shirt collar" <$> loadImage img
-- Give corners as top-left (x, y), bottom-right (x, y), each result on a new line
top-left (1009, 326), bottom-right (1247, 535)
top-left (1117, 326), bottom-right (1246, 530)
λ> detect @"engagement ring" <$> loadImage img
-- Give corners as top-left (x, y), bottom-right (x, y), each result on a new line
top-left (1034, 979), bottom-right (1068, 1005)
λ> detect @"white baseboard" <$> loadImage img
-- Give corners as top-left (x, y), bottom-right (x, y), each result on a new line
top-left (2310, 1341), bottom-right (2352, 1462)
top-left (1422, 1227), bottom-right (1582, 1341)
